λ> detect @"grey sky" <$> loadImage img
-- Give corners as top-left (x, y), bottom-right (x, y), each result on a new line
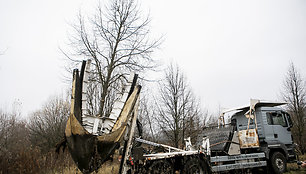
top-left (0, 0), bottom-right (305, 116)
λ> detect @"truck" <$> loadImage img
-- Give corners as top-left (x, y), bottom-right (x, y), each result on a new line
top-left (199, 100), bottom-right (296, 173)
top-left (61, 60), bottom-right (297, 174)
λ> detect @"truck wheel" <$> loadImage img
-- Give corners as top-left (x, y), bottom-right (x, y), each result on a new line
top-left (270, 152), bottom-right (287, 174)
top-left (147, 160), bottom-right (174, 174)
top-left (182, 158), bottom-right (208, 174)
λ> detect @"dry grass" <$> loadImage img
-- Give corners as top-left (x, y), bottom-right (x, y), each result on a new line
top-left (53, 151), bottom-right (121, 174)
top-left (284, 154), bottom-right (306, 174)
top-left (54, 161), bottom-right (120, 174)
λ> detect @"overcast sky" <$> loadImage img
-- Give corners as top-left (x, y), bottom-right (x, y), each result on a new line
top-left (0, 0), bottom-right (305, 117)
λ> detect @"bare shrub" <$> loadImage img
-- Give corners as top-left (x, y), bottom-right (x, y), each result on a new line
top-left (28, 95), bottom-right (70, 153)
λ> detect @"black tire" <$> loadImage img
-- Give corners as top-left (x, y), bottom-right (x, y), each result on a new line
top-left (147, 160), bottom-right (174, 174)
top-left (182, 158), bottom-right (208, 174)
top-left (270, 152), bottom-right (287, 174)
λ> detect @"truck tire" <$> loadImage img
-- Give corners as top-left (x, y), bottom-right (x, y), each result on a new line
top-left (270, 152), bottom-right (287, 174)
top-left (182, 158), bottom-right (208, 174)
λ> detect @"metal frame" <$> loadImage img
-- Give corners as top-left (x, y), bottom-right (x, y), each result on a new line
top-left (212, 161), bottom-right (267, 172)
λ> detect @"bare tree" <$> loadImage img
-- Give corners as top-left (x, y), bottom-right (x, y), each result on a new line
top-left (138, 94), bottom-right (157, 141)
top-left (281, 62), bottom-right (306, 154)
top-left (28, 95), bottom-right (70, 152)
top-left (156, 64), bottom-right (203, 148)
top-left (66, 0), bottom-right (160, 117)
top-left (0, 109), bottom-right (25, 153)
top-left (0, 108), bottom-right (36, 173)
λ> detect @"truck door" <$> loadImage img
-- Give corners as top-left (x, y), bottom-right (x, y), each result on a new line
top-left (266, 111), bottom-right (292, 145)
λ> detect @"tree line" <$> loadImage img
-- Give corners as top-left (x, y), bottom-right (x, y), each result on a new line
top-left (0, 95), bottom-right (74, 173)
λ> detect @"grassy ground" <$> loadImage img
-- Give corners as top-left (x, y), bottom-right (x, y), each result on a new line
top-left (54, 154), bottom-right (306, 173)
top-left (52, 151), bottom-right (121, 174)
top-left (284, 154), bottom-right (306, 174)
top-left (54, 161), bottom-right (120, 174)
